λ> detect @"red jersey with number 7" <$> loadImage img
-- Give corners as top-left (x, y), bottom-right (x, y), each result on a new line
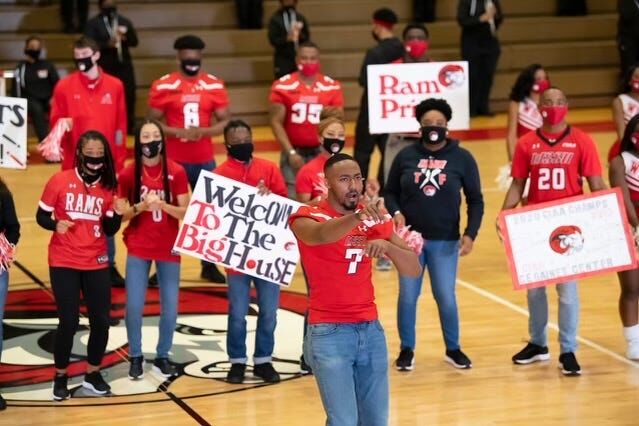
top-left (148, 71), bottom-right (230, 164)
top-left (118, 159), bottom-right (189, 262)
top-left (511, 126), bottom-right (602, 205)
top-left (269, 72), bottom-right (344, 148)
top-left (39, 169), bottom-right (115, 270)
top-left (289, 200), bottom-right (393, 324)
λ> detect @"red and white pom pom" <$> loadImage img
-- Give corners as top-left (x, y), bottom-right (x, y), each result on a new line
top-left (395, 225), bottom-right (424, 254)
top-left (0, 233), bottom-right (15, 274)
top-left (38, 118), bottom-right (70, 162)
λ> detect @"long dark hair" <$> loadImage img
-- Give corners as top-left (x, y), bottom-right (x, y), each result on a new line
top-left (74, 130), bottom-right (117, 190)
top-left (509, 63), bottom-right (545, 102)
top-left (619, 114), bottom-right (639, 154)
top-left (619, 63), bottom-right (639, 95)
top-left (132, 119), bottom-right (171, 204)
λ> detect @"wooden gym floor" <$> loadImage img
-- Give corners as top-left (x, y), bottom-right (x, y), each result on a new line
top-left (0, 108), bottom-right (638, 426)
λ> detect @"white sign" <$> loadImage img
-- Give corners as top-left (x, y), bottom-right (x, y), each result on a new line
top-left (173, 170), bottom-right (302, 286)
top-left (0, 96), bottom-right (27, 169)
top-left (499, 189), bottom-right (637, 290)
top-left (367, 61), bottom-right (470, 134)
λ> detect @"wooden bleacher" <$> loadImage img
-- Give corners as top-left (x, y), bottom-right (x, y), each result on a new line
top-left (0, 0), bottom-right (620, 125)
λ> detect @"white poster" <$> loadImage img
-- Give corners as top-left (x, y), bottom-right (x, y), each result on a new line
top-left (367, 61), bottom-right (470, 134)
top-left (173, 170), bottom-right (302, 286)
top-left (0, 96), bottom-right (27, 169)
top-left (499, 189), bottom-right (637, 290)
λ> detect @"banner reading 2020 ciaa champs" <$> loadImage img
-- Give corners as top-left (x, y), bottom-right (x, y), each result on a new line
top-left (173, 171), bottom-right (302, 286)
top-left (367, 61), bottom-right (470, 134)
top-left (498, 188), bottom-right (638, 290)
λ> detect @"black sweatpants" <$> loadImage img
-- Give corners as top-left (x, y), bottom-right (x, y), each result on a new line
top-left (50, 267), bottom-right (111, 369)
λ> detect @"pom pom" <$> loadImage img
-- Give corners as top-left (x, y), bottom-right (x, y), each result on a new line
top-left (38, 118), bottom-right (70, 162)
top-left (395, 225), bottom-right (424, 254)
top-left (0, 233), bottom-right (15, 274)
top-left (495, 163), bottom-right (512, 192)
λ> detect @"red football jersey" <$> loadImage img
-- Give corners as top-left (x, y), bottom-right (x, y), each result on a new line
top-left (50, 69), bottom-right (127, 171)
top-left (39, 169), bottom-right (115, 270)
top-left (118, 159), bottom-right (189, 262)
top-left (295, 154), bottom-right (328, 200)
top-left (289, 201), bottom-right (394, 324)
top-left (269, 72), bottom-right (344, 148)
top-left (511, 126), bottom-right (602, 205)
top-left (148, 72), bottom-right (230, 164)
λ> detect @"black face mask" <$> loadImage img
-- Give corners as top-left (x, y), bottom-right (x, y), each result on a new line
top-left (101, 6), bottom-right (117, 15)
top-left (25, 49), bottom-right (41, 60)
top-left (420, 126), bottom-right (448, 145)
top-left (227, 143), bottom-right (254, 162)
top-left (322, 138), bottom-right (345, 154)
top-left (80, 156), bottom-right (105, 182)
top-left (141, 140), bottom-right (162, 158)
top-left (180, 59), bottom-right (201, 76)
top-left (75, 56), bottom-right (95, 73)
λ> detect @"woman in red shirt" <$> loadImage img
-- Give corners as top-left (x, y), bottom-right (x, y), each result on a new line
top-left (118, 119), bottom-right (190, 380)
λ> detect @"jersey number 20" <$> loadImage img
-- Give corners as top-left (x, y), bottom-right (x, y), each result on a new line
top-left (538, 167), bottom-right (566, 190)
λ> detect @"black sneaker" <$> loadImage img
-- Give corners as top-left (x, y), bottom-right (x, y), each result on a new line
top-left (253, 362), bottom-right (280, 383)
top-left (512, 342), bottom-right (550, 365)
top-left (227, 363), bottom-right (246, 384)
top-left (445, 349), bottom-right (472, 369)
top-left (128, 356), bottom-right (144, 380)
top-left (110, 266), bottom-right (125, 287)
top-left (395, 348), bottom-right (415, 371)
top-left (52, 373), bottom-right (70, 401)
top-left (152, 358), bottom-right (177, 378)
top-left (148, 273), bottom-right (158, 287)
top-left (0, 393), bottom-right (6, 410)
top-left (82, 371), bottom-right (111, 395)
top-left (200, 263), bottom-right (226, 283)
top-left (299, 355), bottom-right (312, 375)
top-left (559, 352), bottom-right (581, 376)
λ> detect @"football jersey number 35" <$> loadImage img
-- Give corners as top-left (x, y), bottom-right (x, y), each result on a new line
top-left (291, 103), bottom-right (322, 124)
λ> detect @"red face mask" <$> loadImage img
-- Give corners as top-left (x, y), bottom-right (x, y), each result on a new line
top-left (298, 62), bottom-right (320, 77)
top-left (405, 40), bottom-right (429, 60)
top-left (631, 79), bottom-right (639, 93)
top-left (631, 132), bottom-right (639, 145)
top-left (532, 79), bottom-right (551, 94)
top-left (540, 105), bottom-right (568, 125)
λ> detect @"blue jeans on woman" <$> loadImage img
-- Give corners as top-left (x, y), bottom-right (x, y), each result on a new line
top-left (227, 273), bottom-right (280, 364)
top-left (303, 320), bottom-right (389, 426)
top-left (397, 240), bottom-right (460, 351)
top-left (125, 255), bottom-right (180, 359)
top-left (527, 281), bottom-right (579, 354)
top-left (0, 271), bottom-right (7, 357)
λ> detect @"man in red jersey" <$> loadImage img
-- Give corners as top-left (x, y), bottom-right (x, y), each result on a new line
top-left (289, 153), bottom-right (421, 426)
top-left (148, 34), bottom-right (231, 283)
top-left (50, 36), bottom-right (127, 286)
top-left (213, 119), bottom-right (287, 385)
top-left (269, 41), bottom-right (344, 198)
top-left (501, 87), bottom-right (606, 376)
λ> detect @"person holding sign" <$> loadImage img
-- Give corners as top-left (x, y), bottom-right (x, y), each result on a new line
top-left (290, 153), bottom-right (421, 426)
top-left (384, 98), bottom-right (484, 371)
top-left (609, 113), bottom-right (639, 359)
top-left (117, 120), bottom-right (189, 379)
top-left (148, 34), bottom-right (231, 284)
top-left (0, 178), bottom-right (20, 410)
top-left (36, 131), bottom-right (124, 400)
top-left (214, 120), bottom-right (287, 384)
top-left (269, 41), bottom-right (344, 198)
top-left (501, 87), bottom-right (606, 375)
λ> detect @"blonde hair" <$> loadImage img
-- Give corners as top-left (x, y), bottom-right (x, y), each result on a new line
top-left (317, 107), bottom-right (345, 136)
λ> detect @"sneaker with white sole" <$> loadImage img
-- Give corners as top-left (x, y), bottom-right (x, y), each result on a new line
top-left (445, 349), bottom-right (472, 369)
top-left (128, 356), bottom-right (144, 380)
top-left (558, 352), bottom-right (581, 376)
top-left (375, 257), bottom-right (392, 271)
top-left (52, 373), bottom-right (70, 401)
top-left (395, 348), bottom-right (415, 371)
top-left (82, 371), bottom-right (111, 395)
top-left (627, 340), bottom-right (639, 360)
top-left (153, 358), bottom-right (177, 378)
top-left (512, 342), bottom-right (550, 364)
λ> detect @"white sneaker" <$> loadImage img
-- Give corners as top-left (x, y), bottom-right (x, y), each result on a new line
top-left (627, 340), bottom-right (639, 360)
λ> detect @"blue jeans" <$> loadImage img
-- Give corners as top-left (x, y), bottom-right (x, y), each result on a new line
top-left (125, 255), bottom-right (180, 358)
top-left (227, 274), bottom-right (280, 364)
top-left (527, 281), bottom-right (579, 353)
top-left (303, 321), bottom-right (389, 426)
top-left (397, 240), bottom-right (460, 351)
top-left (0, 271), bottom-right (7, 358)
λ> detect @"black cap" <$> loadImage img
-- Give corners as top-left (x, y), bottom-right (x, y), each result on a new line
top-left (372, 8), bottom-right (398, 25)
top-left (173, 35), bottom-right (205, 50)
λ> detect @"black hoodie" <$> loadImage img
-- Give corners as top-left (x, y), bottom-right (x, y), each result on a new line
top-left (384, 139), bottom-right (484, 241)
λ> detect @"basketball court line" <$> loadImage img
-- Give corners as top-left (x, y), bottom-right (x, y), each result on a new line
top-left (456, 278), bottom-right (639, 368)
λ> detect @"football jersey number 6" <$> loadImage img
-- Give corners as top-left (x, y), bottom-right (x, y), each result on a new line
top-left (345, 248), bottom-right (364, 274)
top-left (183, 102), bottom-right (200, 128)
top-left (291, 103), bottom-right (322, 124)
